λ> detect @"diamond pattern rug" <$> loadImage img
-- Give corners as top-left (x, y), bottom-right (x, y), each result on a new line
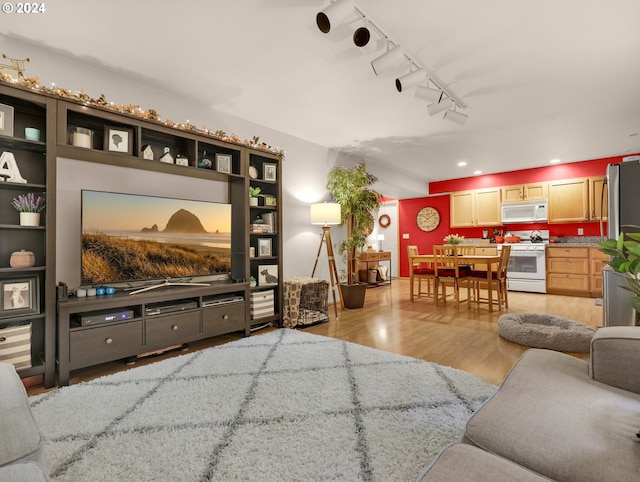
top-left (29, 329), bottom-right (496, 481)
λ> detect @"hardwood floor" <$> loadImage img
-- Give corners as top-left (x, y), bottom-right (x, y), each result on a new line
top-left (26, 279), bottom-right (603, 395)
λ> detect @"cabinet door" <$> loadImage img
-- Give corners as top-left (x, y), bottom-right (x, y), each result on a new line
top-left (474, 188), bottom-right (502, 226)
top-left (450, 191), bottom-right (475, 227)
top-left (589, 247), bottom-right (609, 295)
top-left (548, 178), bottom-right (589, 223)
top-left (589, 176), bottom-right (608, 221)
top-left (546, 273), bottom-right (590, 292)
top-left (500, 182), bottom-right (546, 202)
top-left (523, 182), bottom-right (547, 201)
top-left (501, 185), bottom-right (524, 202)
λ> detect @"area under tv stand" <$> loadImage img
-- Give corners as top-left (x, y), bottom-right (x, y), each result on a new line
top-left (56, 283), bottom-right (250, 386)
top-left (126, 278), bottom-right (211, 295)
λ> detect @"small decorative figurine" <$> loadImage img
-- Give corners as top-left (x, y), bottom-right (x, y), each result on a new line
top-left (141, 145), bottom-right (154, 160)
top-left (159, 147), bottom-right (173, 164)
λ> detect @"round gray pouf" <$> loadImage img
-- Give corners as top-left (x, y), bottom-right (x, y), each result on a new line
top-left (497, 313), bottom-right (596, 353)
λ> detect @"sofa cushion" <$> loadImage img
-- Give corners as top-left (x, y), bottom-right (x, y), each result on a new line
top-left (417, 443), bottom-right (552, 481)
top-left (0, 462), bottom-right (48, 482)
top-left (464, 349), bottom-right (640, 482)
top-left (0, 363), bottom-right (43, 468)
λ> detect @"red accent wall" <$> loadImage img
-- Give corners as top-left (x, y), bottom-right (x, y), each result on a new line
top-left (398, 154), bottom-right (637, 277)
top-left (429, 156), bottom-right (621, 194)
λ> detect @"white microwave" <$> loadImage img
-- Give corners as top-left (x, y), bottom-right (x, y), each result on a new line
top-left (501, 200), bottom-right (548, 224)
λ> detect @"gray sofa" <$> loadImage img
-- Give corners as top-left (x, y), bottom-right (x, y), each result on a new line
top-left (419, 326), bottom-right (640, 481)
top-left (0, 363), bottom-right (48, 481)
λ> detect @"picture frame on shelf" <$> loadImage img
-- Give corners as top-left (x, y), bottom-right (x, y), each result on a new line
top-left (258, 264), bottom-right (278, 286)
top-left (258, 238), bottom-right (272, 257)
top-left (263, 195), bottom-right (277, 207)
top-left (0, 103), bottom-right (15, 137)
top-left (216, 153), bottom-right (232, 173)
top-left (104, 126), bottom-right (133, 155)
top-left (0, 276), bottom-right (39, 319)
top-left (263, 163), bottom-right (277, 181)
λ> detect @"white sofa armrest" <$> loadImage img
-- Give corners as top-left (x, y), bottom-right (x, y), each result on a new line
top-left (590, 326), bottom-right (640, 394)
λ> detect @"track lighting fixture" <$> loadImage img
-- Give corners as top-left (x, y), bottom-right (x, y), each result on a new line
top-left (316, 0), bottom-right (355, 34)
top-left (443, 108), bottom-right (469, 125)
top-left (353, 22), bottom-right (370, 47)
top-left (396, 67), bottom-right (427, 92)
top-left (371, 44), bottom-right (406, 75)
top-left (427, 97), bottom-right (454, 116)
top-left (415, 85), bottom-right (444, 103)
top-left (316, 0), bottom-right (469, 124)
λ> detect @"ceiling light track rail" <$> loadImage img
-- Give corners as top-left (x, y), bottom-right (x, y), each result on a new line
top-left (317, 0), bottom-right (469, 124)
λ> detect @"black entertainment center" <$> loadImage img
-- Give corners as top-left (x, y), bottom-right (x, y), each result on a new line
top-left (57, 282), bottom-right (248, 386)
top-left (0, 82), bottom-right (283, 388)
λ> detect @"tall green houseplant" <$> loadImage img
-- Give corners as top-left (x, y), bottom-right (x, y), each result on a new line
top-left (327, 161), bottom-right (381, 287)
top-left (599, 231), bottom-right (640, 313)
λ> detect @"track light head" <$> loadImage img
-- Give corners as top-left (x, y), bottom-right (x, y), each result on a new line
top-left (443, 109), bottom-right (469, 125)
top-left (427, 97), bottom-right (454, 116)
top-left (371, 44), bottom-right (406, 75)
top-left (316, 0), bottom-right (355, 34)
top-left (395, 69), bottom-right (427, 92)
top-left (353, 26), bottom-right (371, 47)
top-left (415, 85), bottom-right (443, 103)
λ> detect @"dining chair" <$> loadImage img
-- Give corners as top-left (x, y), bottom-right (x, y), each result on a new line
top-left (467, 245), bottom-right (511, 311)
top-left (455, 244), bottom-right (476, 269)
top-left (433, 245), bottom-right (470, 308)
top-left (407, 245), bottom-right (435, 301)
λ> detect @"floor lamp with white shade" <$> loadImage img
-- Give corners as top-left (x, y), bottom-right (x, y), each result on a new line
top-left (310, 202), bottom-right (342, 318)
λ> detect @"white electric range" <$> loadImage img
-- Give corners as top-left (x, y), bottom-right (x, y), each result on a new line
top-left (496, 230), bottom-right (549, 293)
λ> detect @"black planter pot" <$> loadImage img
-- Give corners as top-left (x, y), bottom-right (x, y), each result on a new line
top-left (340, 283), bottom-right (367, 309)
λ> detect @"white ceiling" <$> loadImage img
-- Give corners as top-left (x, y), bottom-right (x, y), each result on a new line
top-left (5, 0), bottom-right (640, 185)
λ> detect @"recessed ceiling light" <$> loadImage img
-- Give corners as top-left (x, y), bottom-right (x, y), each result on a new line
top-left (457, 161), bottom-right (467, 167)
top-left (473, 170), bottom-right (482, 175)
top-left (550, 159), bottom-right (561, 164)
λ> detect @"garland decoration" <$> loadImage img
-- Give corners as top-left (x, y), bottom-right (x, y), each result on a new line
top-left (0, 73), bottom-right (285, 159)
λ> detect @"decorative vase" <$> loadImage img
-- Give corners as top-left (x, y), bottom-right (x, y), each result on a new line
top-left (10, 250), bottom-right (36, 268)
top-left (19, 212), bottom-right (40, 226)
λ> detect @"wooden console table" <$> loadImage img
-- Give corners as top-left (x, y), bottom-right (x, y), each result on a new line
top-left (358, 251), bottom-right (392, 287)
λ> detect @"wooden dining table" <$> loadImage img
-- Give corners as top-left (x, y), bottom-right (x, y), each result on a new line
top-left (409, 254), bottom-right (503, 311)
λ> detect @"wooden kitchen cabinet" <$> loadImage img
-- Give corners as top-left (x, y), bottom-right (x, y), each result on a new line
top-left (450, 188), bottom-right (501, 228)
top-left (501, 182), bottom-right (547, 203)
top-left (589, 247), bottom-right (609, 296)
top-left (588, 176), bottom-right (608, 221)
top-left (546, 246), bottom-right (590, 296)
top-left (548, 178), bottom-right (590, 223)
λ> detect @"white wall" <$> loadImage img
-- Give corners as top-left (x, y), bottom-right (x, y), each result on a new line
top-left (3, 35), bottom-right (417, 289)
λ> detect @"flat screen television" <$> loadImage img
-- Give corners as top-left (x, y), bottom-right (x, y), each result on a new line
top-left (81, 190), bottom-right (232, 289)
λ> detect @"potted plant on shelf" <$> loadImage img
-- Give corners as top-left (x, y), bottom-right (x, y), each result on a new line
top-left (599, 231), bottom-right (640, 314)
top-left (326, 161), bottom-right (381, 309)
top-left (11, 192), bottom-right (45, 226)
top-left (249, 186), bottom-right (261, 206)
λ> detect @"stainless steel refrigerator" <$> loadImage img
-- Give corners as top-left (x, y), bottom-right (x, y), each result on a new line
top-left (604, 159), bottom-right (640, 326)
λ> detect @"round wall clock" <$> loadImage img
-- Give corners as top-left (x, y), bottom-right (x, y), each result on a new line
top-left (416, 207), bottom-right (440, 232)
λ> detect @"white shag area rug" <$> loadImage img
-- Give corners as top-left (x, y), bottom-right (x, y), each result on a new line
top-left (29, 329), bottom-right (496, 481)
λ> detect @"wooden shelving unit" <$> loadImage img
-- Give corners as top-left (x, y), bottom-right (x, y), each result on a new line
top-left (0, 82), bottom-right (284, 387)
